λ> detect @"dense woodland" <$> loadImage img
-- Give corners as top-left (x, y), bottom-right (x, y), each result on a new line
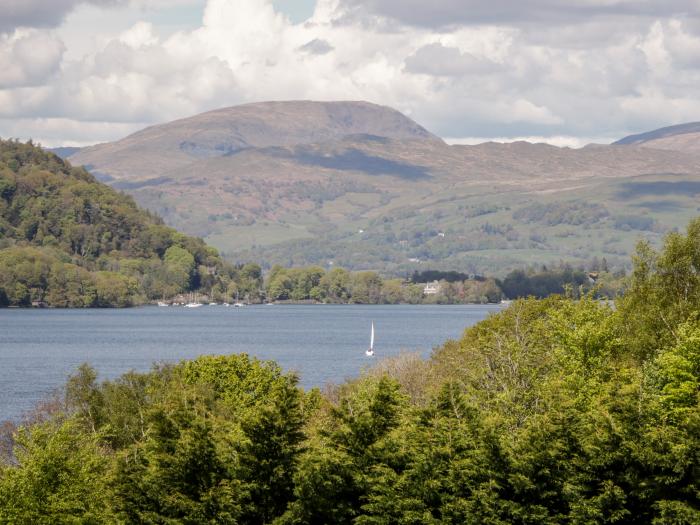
top-left (262, 265), bottom-right (504, 304)
top-left (1, 219), bottom-right (698, 523)
top-left (261, 264), bottom-right (623, 304)
top-left (0, 139), bottom-right (261, 307)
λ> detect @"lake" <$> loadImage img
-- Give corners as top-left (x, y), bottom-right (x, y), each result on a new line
top-left (0, 304), bottom-right (502, 422)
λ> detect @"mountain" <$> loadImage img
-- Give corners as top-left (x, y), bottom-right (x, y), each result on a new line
top-left (0, 139), bottom-right (255, 307)
top-left (71, 101), bottom-right (441, 180)
top-left (64, 103), bottom-right (700, 275)
top-left (48, 146), bottom-right (83, 159)
top-left (614, 122), bottom-right (700, 154)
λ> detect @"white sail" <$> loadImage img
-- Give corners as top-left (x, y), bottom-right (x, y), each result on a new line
top-left (366, 322), bottom-right (375, 357)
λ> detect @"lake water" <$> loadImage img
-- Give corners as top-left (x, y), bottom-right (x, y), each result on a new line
top-left (0, 304), bottom-right (502, 422)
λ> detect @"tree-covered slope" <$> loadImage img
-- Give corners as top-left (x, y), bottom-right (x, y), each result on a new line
top-left (0, 139), bottom-right (258, 307)
top-left (2, 219), bottom-right (699, 523)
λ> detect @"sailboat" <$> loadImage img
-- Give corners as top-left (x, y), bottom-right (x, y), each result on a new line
top-left (365, 322), bottom-right (375, 357)
top-left (233, 291), bottom-right (245, 308)
top-left (184, 291), bottom-right (202, 308)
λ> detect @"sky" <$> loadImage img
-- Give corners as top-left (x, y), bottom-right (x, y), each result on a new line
top-left (1, 0), bottom-right (700, 147)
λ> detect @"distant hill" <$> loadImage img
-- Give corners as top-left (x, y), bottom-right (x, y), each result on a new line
top-left (0, 139), bottom-right (249, 307)
top-left (614, 122), bottom-right (700, 154)
top-left (48, 146), bottom-right (83, 159)
top-left (64, 104), bottom-right (700, 274)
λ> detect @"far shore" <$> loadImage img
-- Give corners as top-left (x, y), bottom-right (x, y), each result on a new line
top-left (2, 300), bottom-right (507, 309)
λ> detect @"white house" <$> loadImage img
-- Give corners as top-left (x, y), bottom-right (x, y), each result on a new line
top-left (423, 280), bottom-right (441, 295)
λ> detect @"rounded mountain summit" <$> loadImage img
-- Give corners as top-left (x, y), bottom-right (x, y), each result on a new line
top-left (71, 101), bottom-right (442, 179)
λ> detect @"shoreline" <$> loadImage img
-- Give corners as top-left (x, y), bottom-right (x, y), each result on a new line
top-left (0, 301), bottom-right (506, 310)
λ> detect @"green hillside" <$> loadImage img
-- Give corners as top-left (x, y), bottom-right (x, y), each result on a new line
top-left (63, 102), bottom-right (700, 276)
top-left (236, 171), bottom-right (700, 275)
top-left (0, 139), bottom-right (258, 307)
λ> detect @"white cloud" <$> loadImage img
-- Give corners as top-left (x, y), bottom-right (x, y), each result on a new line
top-left (0, 117), bottom-right (145, 146)
top-left (2, 0), bottom-right (700, 146)
top-left (129, 0), bottom-right (203, 7)
top-left (662, 19), bottom-right (700, 69)
top-left (0, 30), bottom-right (65, 88)
top-left (405, 43), bottom-right (503, 77)
top-left (445, 135), bottom-right (615, 148)
top-left (0, 0), bottom-right (125, 33)
top-left (298, 38), bottom-right (334, 55)
top-left (0, 0), bottom-right (203, 34)
top-left (119, 21), bottom-right (158, 47)
top-left (337, 0), bottom-right (700, 29)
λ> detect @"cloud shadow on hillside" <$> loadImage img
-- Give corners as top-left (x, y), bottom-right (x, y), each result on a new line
top-left (295, 148), bottom-right (431, 180)
top-left (616, 179), bottom-right (700, 199)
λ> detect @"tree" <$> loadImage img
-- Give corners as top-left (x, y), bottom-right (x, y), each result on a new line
top-left (238, 378), bottom-right (305, 524)
top-left (111, 405), bottom-right (244, 524)
top-left (350, 272), bottom-right (383, 304)
top-left (164, 245), bottom-right (196, 292)
top-left (285, 377), bottom-right (406, 524)
top-left (320, 267), bottom-right (351, 302)
top-left (267, 271), bottom-right (292, 301)
top-left (0, 419), bottom-right (113, 524)
top-left (288, 266), bottom-right (325, 301)
top-left (619, 218), bottom-right (700, 358)
top-left (65, 364), bottom-right (105, 434)
top-left (381, 279), bottom-right (404, 304)
top-left (94, 271), bottom-right (139, 307)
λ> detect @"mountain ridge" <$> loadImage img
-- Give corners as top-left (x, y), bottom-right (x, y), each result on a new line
top-left (64, 102), bottom-right (700, 274)
top-left (613, 122), bottom-right (700, 155)
top-left (614, 122), bottom-right (700, 145)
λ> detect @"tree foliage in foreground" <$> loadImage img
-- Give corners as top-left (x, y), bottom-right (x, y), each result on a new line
top-left (1, 219), bottom-right (700, 523)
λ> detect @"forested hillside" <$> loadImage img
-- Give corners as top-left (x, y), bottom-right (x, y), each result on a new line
top-left (0, 139), bottom-right (258, 307)
top-left (1, 219), bottom-right (698, 523)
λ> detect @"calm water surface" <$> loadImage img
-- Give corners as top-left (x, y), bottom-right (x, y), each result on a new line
top-left (0, 304), bottom-right (501, 422)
